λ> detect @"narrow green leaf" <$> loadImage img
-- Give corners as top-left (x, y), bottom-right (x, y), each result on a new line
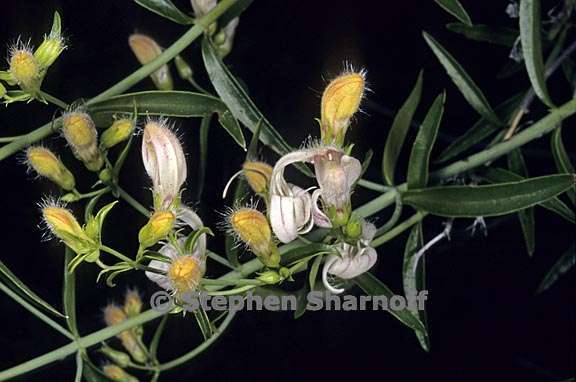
top-left (508, 149), bottom-right (535, 256)
top-left (407, 92), bottom-right (446, 189)
top-left (437, 93), bottom-right (523, 163)
top-left (519, 0), bottom-right (554, 107)
top-left (194, 306), bottom-right (215, 340)
top-left (89, 90), bottom-right (245, 149)
top-left (294, 283), bottom-right (311, 319)
top-left (74, 351), bottom-right (83, 382)
top-left (537, 245), bottom-right (575, 293)
top-left (382, 70), bottom-right (424, 185)
top-left (63, 248), bottom-right (78, 335)
top-left (134, 0), bottom-right (193, 25)
top-left (423, 32), bottom-right (501, 125)
top-left (0, 260), bottom-right (65, 318)
top-left (201, 38), bottom-right (294, 157)
top-left (551, 126), bottom-right (575, 204)
top-left (354, 272), bottom-right (426, 333)
top-left (247, 119), bottom-right (262, 158)
top-left (403, 174), bottom-right (575, 217)
top-left (51, 11), bottom-right (62, 36)
top-left (309, 255), bottom-right (323, 292)
top-left (402, 223), bottom-right (430, 351)
top-left (281, 243), bottom-right (333, 265)
top-left (483, 168), bottom-right (574, 224)
top-left (434, 0), bottom-right (472, 26)
top-left (196, 115), bottom-right (211, 200)
top-left (446, 23), bottom-right (518, 46)
top-left (224, 179), bottom-right (248, 268)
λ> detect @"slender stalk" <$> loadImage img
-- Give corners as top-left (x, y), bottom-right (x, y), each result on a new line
top-left (38, 90), bottom-right (69, 109)
top-left (206, 250), bottom-right (235, 269)
top-left (0, 281), bottom-right (74, 340)
top-left (100, 245), bottom-right (135, 264)
top-left (116, 186), bottom-right (151, 217)
top-left (357, 179), bottom-right (390, 192)
top-left (0, 135), bottom-right (25, 143)
top-left (201, 278), bottom-right (260, 286)
top-left (372, 213), bottom-right (427, 248)
top-left (207, 285), bottom-right (259, 296)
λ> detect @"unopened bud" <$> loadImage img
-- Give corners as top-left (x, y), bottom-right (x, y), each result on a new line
top-left (257, 271), bottom-right (282, 284)
top-left (320, 70), bottom-right (365, 146)
top-left (104, 304), bottom-right (147, 363)
top-left (168, 255), bottom-right (204, 296)
top-left (128, 34), bottom-right (173, 91)
top-left (138, 210), bottom-right (175, 249)
top-left (62, 111), bottom-right (103, 171)
top-left (344, 217), bottom-right (362, 240)
top-left (42, 202), bottom-right (96, 254)
top-left (34, 34), bottom-right (65, 69)
top-left (104, 303), bottom-right (127, 326)
top-left (228, 208), bottom-right (280, 267)
top-left (242, 161), bottom-right (272, 194)
top-left (102, 364), bottom-right (140, 382)
top-left (26, 147), bottom-right (75, 190)
top-left (123, 289), bottom-right (142, 317)
top-left (99, 168), bottom-right (113, 183)
top-left (9, 48), bottom-right (40, 91)
top-left (100, 119), bottom-right (135, 149)
top-left (100, 346), bottom-right (131, 368)
top-left (174, 55), bottom-right (193, 80)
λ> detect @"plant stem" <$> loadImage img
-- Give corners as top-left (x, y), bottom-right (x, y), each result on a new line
top-left (372, 213), bottom-right (427, 248)
top-left (207, 285), bottom-right (258, 296)
top-left (0, 281), bottom-right (74, 340)
top-left (0, 135), bottom-right (25, 143)
top-left (201, 278), bottom-right (260, 286)
top-left (206, 250), bottom-right (235, 269)
top-left (116, 186), bottom-right (150, 217)
top-left (357, 179), bottom-right (390, 192)
top-left (38, 90), bottom-right (69, 109)
top-left (99, 245), bottom-right (135, 264)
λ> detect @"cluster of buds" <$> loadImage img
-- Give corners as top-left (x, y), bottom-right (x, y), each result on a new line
top-left (190, 0), bottom-right (240, 57)
top-left (1, 12), bottom-right (65, 103)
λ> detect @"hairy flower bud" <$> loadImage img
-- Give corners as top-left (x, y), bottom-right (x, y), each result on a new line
top-left (142, 119), bottom-right (187, 210)
top-left (123, 289), bottom-right (142, 317)
top-left (102, 364), bottom-right (140, 382)
top-left (228, 208), bottom-right (280, 267)
top-left (26, 147), bottom-right (75, 190)
top-left (42, 202), bottom-right (97, 255)
top-left (100, 346), bottom-right (131, 368)
top-left (168, 255), bottom-right (204, 296)
top-left (128, 34), bottom-right (173, 91)
top-left (34, 34), bottom-right (65, 69)
top-left (62, 111), bottom-right (103, 171)
top-left (138, 210), bottom-right (176, 249)
top-left (104, 304), bottom-right (147, 364)
top-left (242, 161), bottom-right (272, 194)
top-left (100, 119), bottom-right (135, 149)
top-left (9, 47), bottom-right (40, 91)
top-left (320, 70), bottom-right (365, 146)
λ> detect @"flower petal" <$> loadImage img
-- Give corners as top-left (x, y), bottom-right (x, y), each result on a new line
top-left (311, 189), bottom-right (332, 228)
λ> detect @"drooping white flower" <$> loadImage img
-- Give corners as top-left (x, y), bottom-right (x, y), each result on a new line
top-left (141, 119), bottom-right (187, 210)
top-left (146, 206), bottom-right (207, 296)
top-left (322, 220), bottom-right (378, 294)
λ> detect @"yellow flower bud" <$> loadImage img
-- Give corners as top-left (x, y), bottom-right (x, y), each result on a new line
top-left (104, 304), bottom-right (147, 364)
top-left (104, 303), bottom-right (127, 326)
top-left (103, 364), bottom-right (140, 382)
top-left (9, 48), bottom-right (40, 91)
top-left (100, 119), bottom-right (135, 149)
top-left (242, 161), bottom-right (272, 194)
top-left (62, 110), bottom-right (103, 171)
top-left (257, 270), bottom-right (282, 284)
top-left (34, 34), bottom-right (66, 69)
top-left (26, 147), bottom-right (75, 190)
top-left (128, 34), bottom-right (173, 91)
top-left (320, 70), bottom-right (365, 146)
top-left (123, 289), bottom-right (142, 317)
top-left (42, 203), bottom-right (96, 254)
top-left (138, 210), bottom-right (176, 249)
top-left (168, 255), bottom-right (203, 296)
top-left (228, 208), bottom-right (280, 267)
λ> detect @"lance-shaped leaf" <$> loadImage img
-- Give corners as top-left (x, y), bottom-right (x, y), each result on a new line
top-left (134, 0), bottom-right (193, 25)
top-left (407, 92), bottom-right (446, 189)
top-left (482, 167), bottom-right (574, 224)
top-left (402, 223), bottom-right (430, 351)
top-left (88, 90), bottom-right (246, 149)
top-left (355, 272), bottom-right (427, 334)
top-left (551, 126), bottom-right (575, 204)
top-left (382, 71), bottom-right (423, 185)
top-left (434, 0), bottom-right (472, 26)
top-left (423, 32), bottom-right (501, 126)
top-left (201, 38), bottom-right (294, 156)
top-left (437, 93), bottom-right (523, 163)
top-left (403, 174), bottom-right (575, 218)
top-left (519, 0), bottom-right (554, 107)
top-left (0, 260), bottom-right (66, 318)
top-left (446, 23), bottom-right (518, 47)
top-left (537, 245), bottom-right (575, 293)
top-left (507, 149), bottom-right (535, 256)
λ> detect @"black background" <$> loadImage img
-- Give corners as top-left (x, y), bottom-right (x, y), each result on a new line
top-left (0, 0), bottom-right (574, 381)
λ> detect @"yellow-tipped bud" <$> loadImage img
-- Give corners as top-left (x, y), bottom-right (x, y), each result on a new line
top-left (104, 303), bottom-right (127, 326)
top-left (175, 55), bottom-right (193, 80)
top-left (34, 34), bottom-right (65, 69)
top-left (257, 270), bottom-right (282, 284)
top-left (242, 161), bottom-right (272, 194)
top-left (168, 255), bottom-right (203, 296)
top-left (123, 290), bottom-right (142, 317)
top-left (42, 203), bottom-right (96, 254)
top-left (320, 71), bottom-right (365, 146)
top-left (100, 346), bottom-right (131, 368)
top-left (128, 34), bottom-right (173, 91)
top-left (9, 48), bottom-right (40, 91)
top-left (229, 208), bottom-right (280, 267)
top-left (26, 147), bottom-right (75, 190)
top-left (138, 210), bottom-right (176, 249)
top-left (104, 304), bottom-right (147, 364)
top-left (100, 119), bottom-right (135, 149)
top-left (62, 111), bottom-right (103, 171)
top-left (103, 364), bottom-right (140, 382)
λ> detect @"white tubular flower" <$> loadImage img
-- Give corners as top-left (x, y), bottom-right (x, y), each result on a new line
top-left (269, 150), bottom-right (315, 243)
top-left (190, 0), bottom-right (216, 17)
top-left (313, 147), bottom-right (362, 228)
top-left (146, 206), bottom-right (207, 296)
top-left (142, 119), bottom-right (187, 210)
top-left (322, 221), bottom-right (377, 294)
